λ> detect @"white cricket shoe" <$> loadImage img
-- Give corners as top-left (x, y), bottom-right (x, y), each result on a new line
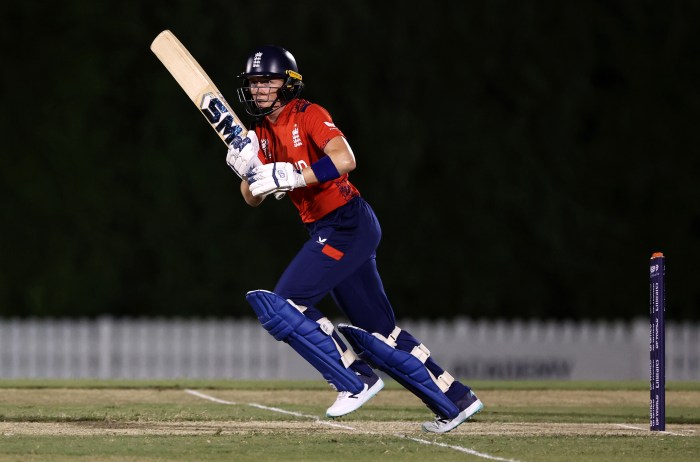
top-left (421, 391), bottom-right (484, 433)
top-left (326, 374), bottom-right (384, 418)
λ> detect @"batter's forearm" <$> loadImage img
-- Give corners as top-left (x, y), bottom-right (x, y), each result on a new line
top-left (241, 180), bottom-right (264, 207)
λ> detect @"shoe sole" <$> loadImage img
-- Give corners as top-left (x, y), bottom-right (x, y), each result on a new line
top-left (421, 399), bottom-right (484, 433)
top-left (326, 378), bottom-right (385, 418)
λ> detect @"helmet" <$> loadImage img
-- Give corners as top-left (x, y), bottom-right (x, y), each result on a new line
top-left (237, 45), bottom-right (304, 117)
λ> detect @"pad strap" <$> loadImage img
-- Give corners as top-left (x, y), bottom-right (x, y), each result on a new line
top-left (434, 371), bottom-right (455, 393)
top-left (318, 316), bottom-right (357, 368)
top-left (411, 344), bottom-right (431, 363)
top-left (372, 326), bottom-right (402, 347)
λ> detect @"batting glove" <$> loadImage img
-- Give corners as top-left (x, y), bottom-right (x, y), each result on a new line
top-left (226, 131), bottom-right (262, 179)
top-left (249, 162), bottom-right (306, 197)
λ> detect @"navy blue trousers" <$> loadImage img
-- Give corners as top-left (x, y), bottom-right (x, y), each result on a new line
top-left (275, 196), bottom-right (396, 335)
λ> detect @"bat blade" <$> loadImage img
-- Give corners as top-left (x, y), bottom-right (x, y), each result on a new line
top-left (150, 30), bottom-right (249, 148)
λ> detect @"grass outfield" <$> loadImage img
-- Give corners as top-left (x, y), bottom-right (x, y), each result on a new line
top-left (0, 380), bottom-right (698, 461)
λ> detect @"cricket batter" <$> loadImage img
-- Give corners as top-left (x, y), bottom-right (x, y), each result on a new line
top-left (226, 45), bottom-right (483, 433)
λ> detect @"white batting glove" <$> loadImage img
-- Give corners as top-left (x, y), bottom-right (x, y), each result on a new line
top-left (226, 131), bottom-right (262, 179)
top-left (248, 162), bottom-right (306, 197)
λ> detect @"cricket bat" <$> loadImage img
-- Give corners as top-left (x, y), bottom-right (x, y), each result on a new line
top-left (150, 29), bottom-right (250, 151)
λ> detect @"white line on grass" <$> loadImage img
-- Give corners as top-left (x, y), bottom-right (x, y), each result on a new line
top-left (185, 389), bottom-right (236, 405)
top-left (184, 388), bottom-right (520, 461)
top-left (614, 423), bottom-right (689, 436)
top-left (247, 402), bottom-right (356, 430)
top-left (400, 435), bottom-right (520, 461)
top-left (184, 389), bottom-right (356, 430)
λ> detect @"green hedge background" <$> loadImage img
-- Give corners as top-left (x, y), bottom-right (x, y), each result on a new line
top-left (1, 1), bottom-right (698, 320)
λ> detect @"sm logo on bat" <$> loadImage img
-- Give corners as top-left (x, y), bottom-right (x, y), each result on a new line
top-left (200, 93), bottom-right (250, 150)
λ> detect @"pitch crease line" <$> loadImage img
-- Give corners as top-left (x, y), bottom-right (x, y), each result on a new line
top-left (184, 389), bottom-right (520, 461)
top-left (614, 423), bottom-right (688, 436)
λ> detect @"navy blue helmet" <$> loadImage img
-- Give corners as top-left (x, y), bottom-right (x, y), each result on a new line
top-left (237, 45), bottom-right (304, 117)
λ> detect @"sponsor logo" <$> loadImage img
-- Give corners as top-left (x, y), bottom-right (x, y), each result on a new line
top-left (292, 124), bottom-right (302, 147)
top-left (199, 93), bottom-right (245, 147)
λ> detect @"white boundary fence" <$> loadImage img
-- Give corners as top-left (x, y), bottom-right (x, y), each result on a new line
top-left (0, 317), bottom-right (698, 381)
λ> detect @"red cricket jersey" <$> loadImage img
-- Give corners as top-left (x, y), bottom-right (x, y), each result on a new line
top-left (254, 99), bottom-right (360, 223)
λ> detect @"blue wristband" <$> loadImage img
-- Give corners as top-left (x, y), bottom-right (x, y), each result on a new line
top-left (310, 156), bottom-right (341, 183)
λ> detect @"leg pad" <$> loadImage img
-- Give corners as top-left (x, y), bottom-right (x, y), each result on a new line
top-left (338, 323), bottom-right (459, 418)
top-left (246, 290), bottom-right (363, 393)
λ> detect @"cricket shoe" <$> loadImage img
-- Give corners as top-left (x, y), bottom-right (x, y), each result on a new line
top-left (421, 390), bottom-right (483, 433)
top-left (326, 373), bottom-right (384, 418)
